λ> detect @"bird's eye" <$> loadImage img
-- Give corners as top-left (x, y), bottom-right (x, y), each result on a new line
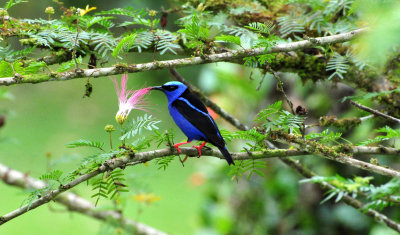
top-left (162, 85), bottom-right (178, 91)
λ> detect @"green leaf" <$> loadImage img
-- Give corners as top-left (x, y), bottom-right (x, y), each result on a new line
top-left (357, 126), bottom-right (400, 146)
top-left (326, 53), bottom-right (349, 80)
top-left (39, 170), bottom-right (63, 182)
top-left (121, 114), bottom-right (161, 141)
top-left (112, 33), bottom-right (136, 58)
top-left (24, 61), bottom-right (47, 74)
top-left (215, 34), bottom-right (241, 46)
top-left (254, 101), bottom-right (282, 121)
top-left (245, 22), bottom-right (275, 35)
top-left (155, 156), bottom-right (175, 171)
top-left (5, 0), bottom-right (27, 10)
top-left (66, 139), bottom-right (104, 150)
top-left (57, 57), bottom-right (82, 72)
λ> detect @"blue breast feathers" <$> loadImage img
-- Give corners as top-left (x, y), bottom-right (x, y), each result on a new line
top-left (168, 103), bottom-right (207, 141)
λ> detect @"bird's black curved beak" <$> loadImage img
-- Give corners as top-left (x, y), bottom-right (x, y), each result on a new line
top-left (151, 86), bottom-right (163, 91)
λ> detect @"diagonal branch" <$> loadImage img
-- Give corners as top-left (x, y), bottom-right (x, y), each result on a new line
top-left (0, 28), bottom-right (367, 86)
top-left (350, 100), bottom-right (400, 124)
top-left (281, 158), bottom-right (400, 233)
top-left (0, 163), bottom-right (167, 235)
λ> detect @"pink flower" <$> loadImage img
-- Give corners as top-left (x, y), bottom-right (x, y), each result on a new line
top-left (112, 74), bottom-right (150, 125)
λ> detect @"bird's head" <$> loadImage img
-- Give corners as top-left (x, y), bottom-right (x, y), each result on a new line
top-left (151, 81), bottom-right (188, 103)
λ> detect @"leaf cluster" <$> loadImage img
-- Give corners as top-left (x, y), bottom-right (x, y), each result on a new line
top-left (254, 101), bottom-right (306, 134)
top-left (91, 169), bottom-right (128, 206)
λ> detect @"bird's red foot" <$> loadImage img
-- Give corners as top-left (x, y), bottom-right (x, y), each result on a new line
top-left (193, 141), bottom-right (207, 157)
top-left (173, 141), bottom-right (192, 154)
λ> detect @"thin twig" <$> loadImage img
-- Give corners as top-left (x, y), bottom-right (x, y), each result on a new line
top-left (350, 100), bottom-right (400, 124)
top-left (267, 66), bottom-right (295, 114)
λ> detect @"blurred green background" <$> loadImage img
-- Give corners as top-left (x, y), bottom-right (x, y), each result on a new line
top-left (1, 0), bottom-right (400, 235)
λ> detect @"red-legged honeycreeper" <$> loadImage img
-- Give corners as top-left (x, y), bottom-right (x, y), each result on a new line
top-left (151, 81), bottom-right (234, 165)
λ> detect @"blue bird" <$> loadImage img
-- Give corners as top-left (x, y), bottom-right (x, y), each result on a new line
top-left (151, 81), bottom-right (234, 165)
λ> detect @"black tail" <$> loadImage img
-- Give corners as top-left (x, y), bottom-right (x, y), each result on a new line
top-left (218, 146), bottom-right (235, 165)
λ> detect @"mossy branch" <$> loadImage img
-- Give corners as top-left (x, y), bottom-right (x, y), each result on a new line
top-left (0, 28), bottom-right (366, 86)
top-left (1, 144), bottom-right (400, 226)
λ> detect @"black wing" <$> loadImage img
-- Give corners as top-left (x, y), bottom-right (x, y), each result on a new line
top-left (172, 89), bottom-right (225, 147)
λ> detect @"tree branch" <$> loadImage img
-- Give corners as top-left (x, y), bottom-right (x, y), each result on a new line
top-left (0, 163), bottom-right (167, 235)
top-left (0, 28), bottom-right (367, 86)
top-left (1, 144), bottom-right (400, 226)
top-left (350, 100), bottom-right (400, 124)
top-left (280, 158), bottom-right (400, 233)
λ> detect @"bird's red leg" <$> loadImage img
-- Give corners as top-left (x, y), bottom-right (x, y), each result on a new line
top-left (173, 141), bottom-right (192, 154)
top-left (193, 141), bottom-right (207, 157)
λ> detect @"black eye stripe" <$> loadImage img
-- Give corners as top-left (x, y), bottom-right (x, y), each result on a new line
top-left (162, 85), bottom-right (178, 91)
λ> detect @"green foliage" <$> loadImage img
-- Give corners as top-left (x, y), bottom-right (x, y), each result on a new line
top-left (342, 88), bottom-right (400, 102)
top-left (363, 178), bottom-right (400, 211)
top-left (325, 0), bottom-right (355, 16)
top-left (221, 129), bottom-right (265, 150)
top-left (255, 101), bottom-right (305, 134)
top-left (91, 33), bottom-right (116, 58)
top-left (277, 12), bottom-right (305, 38)
top-left (91, 169), bottom-right (128, 205)
top-left (112, 33), bottom-right (136, 58)
top-left (155, 156), bottom-right (175, 171)
top-left (121, 114), bottom-right (160, 141)
top-left (22, 170), bottom-right (65, 210)
top-left (245, 22), bottom-right (275, 35)
top-left (357, 126), bottom-right (400, 146)
top-left (4, 0), bottom-right (27, 10)
top-left (24, 61), bottom-right (47, 73)
top-left (306, 129), bottom-right (343, 144)
top-left (66, 151), bottom-right (123, 182)
top-left (152, 129), bottom-right (175, 148)
top-left (21, 188), bottom-right (48, 211)
top-left (256, 100), bottom-right (282, 120)
top-left (66, 139), bottom-right (104, 151)
top-left (106, 169), bottom-right (129, 200)
top-left (39, 169), bottom-right (63, 183)
top-left (91, 173), bottom-right (108, 206)
top-left (215, 35), bottom-right (241, 47)
top-left (80, 16), bottom-right (115, 29)
top-left (57, 56), bottom-right (82, 72)
top-left (178, 14), bottom-right (209, 50)
top-left (302, 174), bottom-right (400, 212)
top-left (326, 52), bottom-right (349, 80)
top-left (228, 159), bottom-right (266, 182)
top-left (97, 7), bottom-right (156, 28)
top-left (301, 174), bottom-right (373, 203)
top-left (0, 46), bottom-right (35, 62)
top-left (155, 31), bottom-right (181, 55)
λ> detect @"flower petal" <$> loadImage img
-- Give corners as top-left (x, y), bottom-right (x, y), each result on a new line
top-left (128, 87), bottom-right (151, 107)
top-left (111, 77), bottom-right (121, 99)
top-left (120, 74), bottom-right (128, 100)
